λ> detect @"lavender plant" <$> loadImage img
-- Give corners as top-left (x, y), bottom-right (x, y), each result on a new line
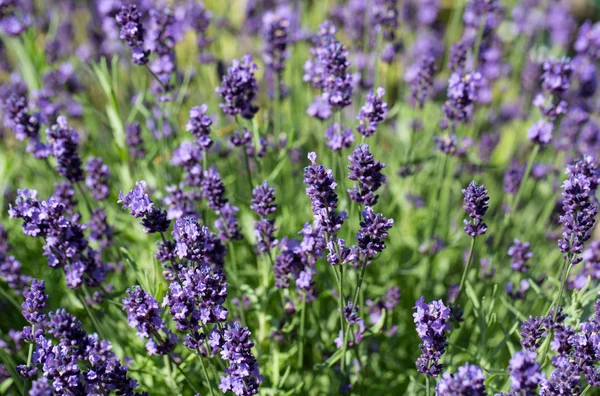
top-left (0, 1), bottom-right (600, 395)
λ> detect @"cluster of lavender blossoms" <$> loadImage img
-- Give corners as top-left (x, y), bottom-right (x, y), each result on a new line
top-left (462, 181), bottom-right (490, 237)
top-left (304, 20), bottom-right (353, 119)
top-left (413, 297), bottom-right (451, 377)
top-left (119, 181), bottom-right (170, 234)
top-left (216, 55), bottom-right (260, 119)
top-left (251, 181), bottom-right (279, 253)
top-left (17, 279), bottom-right (146, 395)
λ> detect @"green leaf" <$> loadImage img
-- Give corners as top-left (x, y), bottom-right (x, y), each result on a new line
top-left (465, 280), bottom-right (481, 310)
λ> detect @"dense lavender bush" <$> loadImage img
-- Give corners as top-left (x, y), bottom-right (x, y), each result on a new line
top-left (0, 1), bottom-right (600, 395)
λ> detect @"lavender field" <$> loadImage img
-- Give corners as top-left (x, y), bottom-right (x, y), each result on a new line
top-left (1, 0), bottom-right (600, 395)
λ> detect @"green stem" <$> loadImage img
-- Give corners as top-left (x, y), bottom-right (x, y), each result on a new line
top-left (337, 265), bottom-right (346, 374)
top-left (426, 375), bottom-right (431, 396)
top-left (145, 64), bottom-right (168, 92)
top-left (455, 237), bottom-right (477, 304)
top-left (298, 297), bottom-right (306, 368)
top-left (196, 349), bottom-right (215, 396)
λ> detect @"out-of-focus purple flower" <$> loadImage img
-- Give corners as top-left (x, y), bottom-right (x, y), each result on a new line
top-left (575, 21), bottom-right (600, 59)
top-left (436, 363), bottom-right (486, 395)
top-left (125, 122), bottom-right (145, 159)
top-left (1, 86), bottom-right (45, 158)
top-left (218, 322), bottom-right (262, 396)
top-left (357, 207), bottom-right (393, 258)
top-left (367, 286), bottom-right (400, 324)
top-left (186, 104), bottom-right (213, 150)
top-left (87, 208), bottom-right (113, 250)
top-left (52, 181), bottom-right (77, 214)
top-left (541, 57), bottom-right (573, 97)
top-left (508, 239), bottom-right (533, 273)
top-left (503, 162), bottom-right (524, 196)
top-left (304, 21), bottom-right (353, 115)
top-left (356, 88), bottom-right (388, 138)
top-left (347, 144), bottom-right (386, 206)
top-left (251, 181), bottom-right (277, 218)
top-left (506, 279), bottom-right (531, 300)
top-left (325, 123), bottom-right (354, 152)
top-left (546, 3), bottom-right (576, 49)
top-left (216, 55), bottom-right (259, 119)
top-left (186, 2), bottom-right (213, 63)
top-left (115, 4), bottom-right (149, 65)
top-left (22, 279), bottom-right (48, 325)
top-left (442, 71), bottom-right (490, 130)
top-left (558, 174), bottom-right (598, 265)
top-left (46, 116), bottom-right (83, 183)
top-left (528, 119), bottom-right (554, 146)
top-left (434, 134), bottom-right (457, 155)
top-left (508, 350), bottom-right (543, 393)
top-left (306, 96), bottom-right (332, 120)
top-left (202, 166), bottom-right (227, 211)
top-left (163, 183), bottom-right (196, 221)
top-left (413, 297), bottom-right (451, 377)
top-left (566, 155), bottom-right (600, 194)
top-left (214, 202), bottom-right (243, 242)
top-left (85, 157), bottom-right (110, 201)
top-left (462, 181), bottom-right (489, 237)
top-left (171, 141), bottom-right (203, 187)
top-left (304, 152), bottom-right (346, 235)
top-left (263, 10), bottom-right (290, 98)
top-left (406, 56), bottom-right (437, 109)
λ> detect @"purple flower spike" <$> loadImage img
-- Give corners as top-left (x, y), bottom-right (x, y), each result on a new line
top-left (251, 181), bottom-right (277, 218)
top-left (125, 122), bottom-right (145, 159)
top-left (462, 181), bottom-right (490, 237)
top-left (202, 167), bottom-right (227, 211)
top-left (436, 363), bottom-right (486, 395)
top-left (528, 119), bottom-right (554, 146)
top-left (216, 55), bottom-right (259, 119)
top-left (508, 239), bottom-right (533, 273)
top-left (347, 144), bottom-right (386, 207)
top-left (558, 173), bottom-right (598, 265)
top-left (304, 152), bottom-right (346, 235)
top-left (357, 207), bottom-right (393, 258)
top-left (22, 279), bottom-right (48, 325)
top-left (325, 123), bottom-right (354, 152)
top-left (356, 88), bottom-right (388, 138)
top-left (119, 181), bottom-right (170, 234)
top-left (218, 322), bottom-right (262, 396)
top-left (413, 297), bottom-right (451, 377)
top-left (119, 181), bottom-right (153, 218)
top-left (508, 350), bottom-right (544, 394)
top-left (186, 104), bottom-right (213, 149)
top-left (46, 116), bottom-right (83, 183)
top-left (116, 4), bottom-right (149, 65)
top-left (85, 157), bottom-right (110, 201)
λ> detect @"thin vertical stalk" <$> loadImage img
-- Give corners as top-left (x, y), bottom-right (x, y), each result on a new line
top-left (455, 237), bottom-right (477, 304)
top-left (298, 297), bottom-right (307, 368)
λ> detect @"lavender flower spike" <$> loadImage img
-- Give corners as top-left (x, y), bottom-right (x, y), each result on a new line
top-left (115, 4), bottom-right (149, 65)
top-left (508, 239), bottom-right (533, 273)
top-left (356, 88), bottom-right (388, 138)
top-left (347, 144), bottom-right (386, 206)
top-left (462, 181), bottom-right (490, 237)
top-left (22, 279), bottom-right (48, 325)
top-left (413, 297), bottom-right (451, 377)
top-left (119, 181), bottom-right (170, 234)
top-left (357, 207), bottom-right (393, 258)
top-left (508, 350), bottom-right (544, 394)
top-left (85, 157), bottom-right (110, 201)
top-left (186, 104), bottom-right (213, 149)
top-left (216, 55), bottom-right (259, 119)
top-left (436, 363), bottom-right (486, 395)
